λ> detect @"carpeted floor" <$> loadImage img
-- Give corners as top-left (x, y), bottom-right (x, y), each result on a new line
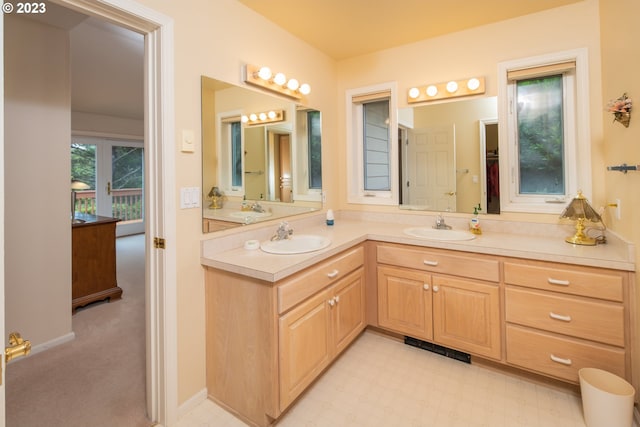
top-left (6, 233), bottom-right (151, 427)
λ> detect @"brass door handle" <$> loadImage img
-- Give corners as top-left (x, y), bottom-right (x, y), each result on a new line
top-left (6, 332), bottom-right (31, 363)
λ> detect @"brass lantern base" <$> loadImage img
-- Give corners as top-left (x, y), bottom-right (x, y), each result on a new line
top-left (565, 218), bottom-right (597, 246)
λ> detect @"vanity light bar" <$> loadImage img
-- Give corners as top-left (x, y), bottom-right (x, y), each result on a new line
top-left (241, 109), bottom-right (285, 126)
top-left (407, 76), bottom-right (485, 104)
top-left (244, 64), bottom-right (311, 100)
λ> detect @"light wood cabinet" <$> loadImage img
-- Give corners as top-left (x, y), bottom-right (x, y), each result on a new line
top-left (504, 259), bottom-right (631, 384)
top-left (205, 245), bottom-right (365, 427)
top-left (279, 267), bottom-right (365, 410)
top-left (376, 243), bottom-right (501, 360)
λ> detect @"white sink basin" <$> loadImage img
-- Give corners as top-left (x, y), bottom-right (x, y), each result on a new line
top-left (260, 234), bottom-right (331, 255)
top-left (403, 227), bottom-right (476, 241)
top-left (228, 211), bottom-right (272, 219)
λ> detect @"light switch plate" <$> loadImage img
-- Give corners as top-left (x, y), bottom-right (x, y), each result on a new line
top-left (181, 130), bottom-right (195, 153)
top-left (180, 187), bottom-right (201, 209)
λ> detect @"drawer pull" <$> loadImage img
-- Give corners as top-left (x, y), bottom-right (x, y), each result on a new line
top-left (550, 354), bottom-right (572, 366)
top-left (327, 269), bottom-right (339, 279)
top-left (548, 278), bottom-right (570, 286)
top-left (328, 297), bottom-right (336, 307)
top-left (549, 312), bottom-right (572, 322)
top-left (423, 260), bottom-right (439, 267)
top-left (423, 284), bottom-right (430, 291)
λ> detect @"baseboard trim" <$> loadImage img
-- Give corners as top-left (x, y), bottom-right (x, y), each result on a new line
top-left (177, 388), bottom-right (208, 420)
top-left (8, 332), bottom-right (76, 363)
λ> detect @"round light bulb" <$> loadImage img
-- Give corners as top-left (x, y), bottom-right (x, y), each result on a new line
top-left (299, 83), bottom-right (311, 95)
top-left (408, 87), bottom-right (420, 99)
top-left (287, 78), bottom-right (299, 91)
top-left (426, 85), bottom-right (438, 97)
top-left (467, 78), bottom-right (480, 91)
top-left (259, 112), bottom-right (267, 121)
top-left (446, 81), bottom-right (458, 93)
top-left (241, 115), bottom-right (249, 123)
top-left (257, 66), bottom-right (272, 80)
top-left (249, 113), bottom-right (257, 122)
top-left (268, 111), bottom-right (277, 119)
top-left (273, 73), bottom-right (287, 86)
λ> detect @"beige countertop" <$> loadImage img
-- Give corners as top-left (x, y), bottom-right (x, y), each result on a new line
top-left (201, 212), bottom-right (636, 282)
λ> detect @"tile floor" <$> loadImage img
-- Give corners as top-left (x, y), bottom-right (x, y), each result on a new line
top-left (177, 331), bottom-right (588, 427)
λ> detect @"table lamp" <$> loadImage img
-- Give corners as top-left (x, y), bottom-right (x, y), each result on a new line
top-left (560, 190), bottom-right (602, 245)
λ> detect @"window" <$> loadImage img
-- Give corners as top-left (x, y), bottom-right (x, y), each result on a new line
top-left (498, 49), bottom-right (591, 213)
top-left (218, 114), bottom-right (244, 196)
top-left (307, 110), bottom-right (322, 190)
top-left (230, 121), bottom-right (242, 188)
top-left (346, 82), bottom-right (398, 205)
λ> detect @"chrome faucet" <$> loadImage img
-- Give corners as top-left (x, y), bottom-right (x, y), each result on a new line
top-left (250, 201), bottom-right (265, 213)
top-left (433, 213), bottom-right (452, 230)
top-left (271, 221), bottom-right (293, 241)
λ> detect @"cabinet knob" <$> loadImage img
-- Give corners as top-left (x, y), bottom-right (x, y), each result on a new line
top-left (550, 354), bottom-right (572, 366)
top-left (432, 285), bottom-right (439, 292)
top-left (327, 269), bottom-right (339, 279)
top-left (548, 278), bottom-right (570, 286)
top-left (549, 312), bottom-right (572, 322)
top-left (328, 298), bottom-right (335, 307)
top-left (423, 284), bottom-right (430, 291)
top-left (334, 296), bottom-right (340, 304)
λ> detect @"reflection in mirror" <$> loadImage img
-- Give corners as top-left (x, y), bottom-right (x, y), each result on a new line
top-left (398, 96), bottom-right (498, 214)
top-left (201, 76), bottom-right (323, 233)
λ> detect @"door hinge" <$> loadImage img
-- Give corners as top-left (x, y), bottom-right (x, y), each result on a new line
top-left (154, 237), bottom-right (166, 249)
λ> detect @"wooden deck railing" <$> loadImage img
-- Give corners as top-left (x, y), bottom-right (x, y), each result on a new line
top-left (74, 188), bottom-right (143, 221)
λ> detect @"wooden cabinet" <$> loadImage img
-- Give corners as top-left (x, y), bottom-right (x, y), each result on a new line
top-left (376, 243), bottom-right (501, 360)
top-left (205, 245), bottom-right (365, 427)
top-left (504, 259), bottom-right (630, 383)
top-left (71, 215), bottom-right (122, 313)
top-left (279, 267), bottom-right (364, 410)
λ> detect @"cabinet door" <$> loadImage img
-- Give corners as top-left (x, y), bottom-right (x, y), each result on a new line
top-left (331, 267), bottom-right (366, 356)
top-left (377, 265), bottom-right (432, 341)
top-left (432, 275), bottom-right (501, 360)
top-left (279, 289), bottom-right (332, 411)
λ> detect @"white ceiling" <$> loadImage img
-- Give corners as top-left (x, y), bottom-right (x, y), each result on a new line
top-left (32, 1), bottom-right (583, 122)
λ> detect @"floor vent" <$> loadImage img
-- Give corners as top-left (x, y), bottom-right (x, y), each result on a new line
top-left (404, 336), bottom-right (471, 364)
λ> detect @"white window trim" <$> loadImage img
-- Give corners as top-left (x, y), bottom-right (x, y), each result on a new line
top-left (216, 110), bottom-right (244, 197)
top-left (346, 82), bottom-right (398, 205)
top-left (497, 48), bottom-right (591, 214)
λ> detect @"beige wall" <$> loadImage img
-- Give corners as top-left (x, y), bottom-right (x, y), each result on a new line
top-left (599, 0), bottom-right (640, 399)
top-left (4, 16), bottom-right (73, 345)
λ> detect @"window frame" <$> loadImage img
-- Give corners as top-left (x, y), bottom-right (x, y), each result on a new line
top-left (217, 111), bottom-right (245, 197)
top-left (346, 82), bottom-right (398, 205)
top-left (497, 48), bottom-right (591, 214)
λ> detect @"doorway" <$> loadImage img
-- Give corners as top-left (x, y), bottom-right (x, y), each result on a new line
top-left (1, 0), bottom-right (176, 425)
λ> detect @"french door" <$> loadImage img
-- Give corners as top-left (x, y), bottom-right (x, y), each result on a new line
top-left (71, 136), bottom-right (145, 236)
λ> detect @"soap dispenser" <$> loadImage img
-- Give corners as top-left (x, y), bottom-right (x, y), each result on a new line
top-left (470, 204), bottom-right (482, 235)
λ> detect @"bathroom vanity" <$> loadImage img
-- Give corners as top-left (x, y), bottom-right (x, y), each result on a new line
top-left (202, 213), bottom-right (635, 427)
top-left (71, 214), bottom-right (122, 312)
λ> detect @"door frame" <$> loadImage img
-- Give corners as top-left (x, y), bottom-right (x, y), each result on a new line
top-left (39, 1), bottom-right (175, 425)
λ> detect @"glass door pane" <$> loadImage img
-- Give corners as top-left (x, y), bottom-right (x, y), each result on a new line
top-left (71, 142), bottom-right (97, 217)
top-left (112, 144), bottom-right (144, 235)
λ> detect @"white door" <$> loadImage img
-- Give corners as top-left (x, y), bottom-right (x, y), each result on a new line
top-left (407, 125), bottom-right (456, 211)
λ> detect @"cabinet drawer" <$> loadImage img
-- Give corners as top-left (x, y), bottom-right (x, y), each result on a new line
top-left (377, 244), bottom-right (499, 282)
top-left (504, 261), bottom-right (623, 302)
top-left (505, 288), bottom-right (624, 347)
top-left (506, 325), bottom-right (626, 383)
top-left (278, 246), bottom-right (364, 314)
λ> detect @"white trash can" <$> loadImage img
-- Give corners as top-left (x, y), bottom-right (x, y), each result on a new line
top-left (579, 368), bottom-right (635, 427)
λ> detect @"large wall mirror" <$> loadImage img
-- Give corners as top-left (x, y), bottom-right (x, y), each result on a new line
top-left (201, 76), bottom-right (323, 233)
top-left (398, 96), bottom-right (499, 215)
